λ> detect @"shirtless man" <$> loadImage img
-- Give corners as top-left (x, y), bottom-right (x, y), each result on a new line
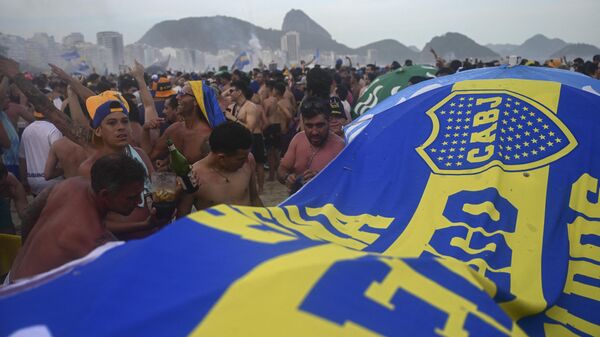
top-left (178, 122), bottom-right (263, 214)
top-left (225, 80), bottom-right (267, 193)
top-left (254, 71), bottom-right (269, 104)
top-left (142, 81), bottom-right (213, 165)
top-left (277, 96), bottom-right (345, 194)
top-left (0, 57), bottom-right (163, 238)
top-left (8, 154), bottom-right (151, 283)
top-left (263, 81), bottom-right (293, 181)
top-left (44, 136), bottom-right (88, 179)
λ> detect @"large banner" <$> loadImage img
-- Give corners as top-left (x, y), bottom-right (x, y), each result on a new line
top-left (1, 71), bottom-right (599, 336)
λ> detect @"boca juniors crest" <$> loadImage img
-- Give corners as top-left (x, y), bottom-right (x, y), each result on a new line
top-left (417, 80), bottom-right (577, 174)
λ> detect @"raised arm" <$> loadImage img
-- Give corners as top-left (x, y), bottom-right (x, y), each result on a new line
top-left (65, 85), bottom-right (89, 125)
top-left (131, 60), bottom-right (158, 123)
top-left (0, 57), bottom-right (93, 149)
top-left (10, 85), bottom-right (35, 123)
top-left (49, 63), bottom-right (95, 100)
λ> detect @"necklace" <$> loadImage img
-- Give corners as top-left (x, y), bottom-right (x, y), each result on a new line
top-left (306, 145), bottom-right (320, 171)
top-left (213, 168), bottom-right (230, 183)
top-left (234, 99), bottom-right (247, 118)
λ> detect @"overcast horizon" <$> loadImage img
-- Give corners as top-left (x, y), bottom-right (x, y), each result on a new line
top-left (1, 0), bottom-right (599, 50)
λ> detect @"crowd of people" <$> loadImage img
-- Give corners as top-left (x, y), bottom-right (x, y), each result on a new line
top-left (1, 51), bottom-right (599, 284)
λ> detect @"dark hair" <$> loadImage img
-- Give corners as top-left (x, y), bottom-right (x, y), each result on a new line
top-left (366, 72), bottom-right (377, 83)
top-left (49, 80), bottom-right (67, 90)
top-left (209, 121), bottom-right (253, 154)
top-left (306, 67), bottom-right (332, 99)
top-left (449, 60), bottom-right (462, 73)
top-left (95, 81), bottom-right (114, 94)
top-left (218, 72), bottom-right (232, 81)
top-left (408, 76), bottom-right (430, 85)
top-left (300, 96), bottom-right (330, 120)
top-left (122, 93), bottom-right (141, 124)
top-left (436, 67), bottom-right (453, 76)
top-left (118, 75), bottom-right (137, 93)
top-left (33, 75), bottom-right (48, 91)
top-left (232, 80), bottom-right (252, 100)
top-left (404, 59), bottom-right (413, 66)
top-left (337, 84), bottom-right (349, 101)
top-left (583, 61), bottom-right (598, 77)
top-left (165, 94), bottom-right (178, 110)
top-left (91, 153), bottom-right (147, 194)
top-left (273, 81), bottom-right (286, 96)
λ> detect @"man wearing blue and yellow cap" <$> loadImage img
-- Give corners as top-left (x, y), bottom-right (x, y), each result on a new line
top-left (0, 56), bottom-right (168, 238)
top-left (77, 90), bottom-right (165, 237)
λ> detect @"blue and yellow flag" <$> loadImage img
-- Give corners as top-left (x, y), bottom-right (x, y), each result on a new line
top-left (189, 80), bottom-right (226, 128)
top-left (1, 71), bottom-right (600, 336)
top-left (231, 51), bottom-right (251, 71)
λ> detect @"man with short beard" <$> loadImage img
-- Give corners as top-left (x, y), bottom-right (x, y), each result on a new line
top-left (277, 96), bottom-right (344, 194)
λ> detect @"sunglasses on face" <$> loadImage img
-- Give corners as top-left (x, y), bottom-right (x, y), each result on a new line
top-left (177, 91), bottom-right (195, 99)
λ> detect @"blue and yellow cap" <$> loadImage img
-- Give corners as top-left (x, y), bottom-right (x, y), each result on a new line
top-left (85, 91), bottom-right (130, 128)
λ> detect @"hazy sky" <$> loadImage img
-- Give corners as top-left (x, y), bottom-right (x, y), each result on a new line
top-left (1, 0), bottom-right (599, 49)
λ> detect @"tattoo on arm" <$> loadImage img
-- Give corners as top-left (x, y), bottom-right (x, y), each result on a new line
top-left (13, 74), bottom-right (92, 147)
top-left (20, 186), bottom-right (54, 242)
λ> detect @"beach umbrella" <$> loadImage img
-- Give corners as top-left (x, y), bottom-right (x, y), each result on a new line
top-left (353, 65), bottom-right (437, 117)
top-left (2, 68), bottom-right (600, 337)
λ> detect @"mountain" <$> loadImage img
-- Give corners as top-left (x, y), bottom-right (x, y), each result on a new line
top-left (512, 34), bottom-right (567, 61)
top-left (356, 39), bottom-right (420, 64)
top-left (408, 45), bottom-right (420, 53)
top-left (486, 43), bottom-right (519, 56)
top-left (550, 43), bottom-right (600, 59)
top-left (420, 32), bottom-right (499, 63)
top-left (138, 12), bottom-right (596, 66)
top-left (282, 9), bottom-right (331, 39)
top-left (138, 16), bottom-right (282, 54)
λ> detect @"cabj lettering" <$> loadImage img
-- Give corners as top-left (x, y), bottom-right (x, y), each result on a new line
top-left (467, 97), bottom-right (502, 163)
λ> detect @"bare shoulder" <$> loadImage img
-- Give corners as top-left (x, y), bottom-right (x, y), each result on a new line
top-left (78, 157), bottom-right (94, 178)
top-left (191, 157), bottom-right (209, 172)
top-left (164, 121), bottom-right (184, 134)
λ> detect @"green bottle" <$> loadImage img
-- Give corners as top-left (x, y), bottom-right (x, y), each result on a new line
top-left (167, 138), bottom-right (198, 193)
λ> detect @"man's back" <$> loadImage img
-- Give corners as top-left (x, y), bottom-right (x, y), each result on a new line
top-left (276, 97), bottom-right (294, 133)
top-left (49, 137), bottom-right (88, 178)
top-left (20, 120), bottom-right (63, 194)
top-left (187, 155), bottom-right (256, 211)
top-left (9, 177), bottom-right (113, 281)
